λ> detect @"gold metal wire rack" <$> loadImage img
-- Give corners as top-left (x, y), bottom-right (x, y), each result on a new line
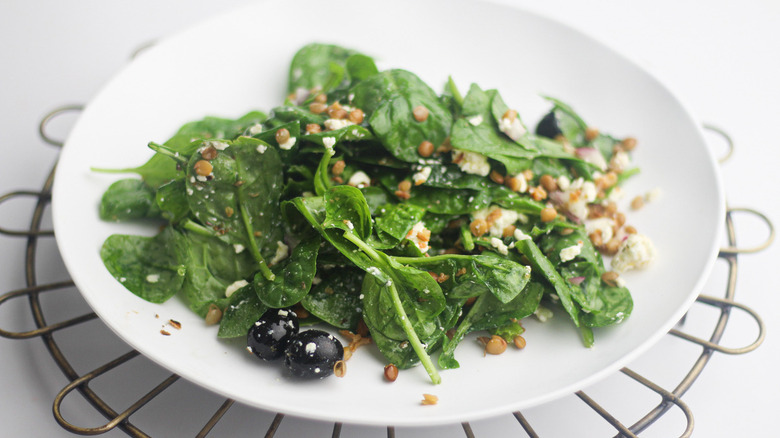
top-left (0, 102), bottom-right (772, 437)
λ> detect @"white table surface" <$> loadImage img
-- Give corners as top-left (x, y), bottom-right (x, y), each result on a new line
top-left (1, 1), bottom-right (777, 436)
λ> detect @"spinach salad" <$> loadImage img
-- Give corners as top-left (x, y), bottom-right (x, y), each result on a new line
top-left (96, 43), bottom-right (655, 384)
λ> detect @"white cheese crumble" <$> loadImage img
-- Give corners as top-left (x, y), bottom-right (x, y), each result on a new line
top-left (514, 228), bottom-right (532, 241)
top-left (405, 221), bottom-right (430, 253)
top-left (256, 143), bottom-right (267, 154)
top-left (322, 136), bottom-right (336, 154)
top-left (412, 166), bottom-right (432, 186)
top-left (645, 187), bottom-right (662, 202)
top-left (472, 205), bottom-right (519, 237)
top-left (279, 137), bottom-right (297, 150)
top-left (269, 241), bottom-right (289, 266)
top-left (559, 241), bottom-right (584, 262)
top-left (233, 244), bottom-right (245, 254)
top-left (324, 118), bottom-right (355, 131)
top-left (204, 140), bottom-right (230, 151)
top-left (498, 116), bottom-right (526, 141)
top-left (490, 237), bottom-right (509, 255)
top-left (348, 171), bottom-right (371, 188)
top-left (344, 220), bottom-right (355, 230)
top-left (609, 150), bottom-right (631, 172)
top-left (225, 279), bottom-right (248, 298)
top-left (611, 234), bottom-right (656, 273)
top-left (584, 217), bottom-right (615, 243)
top-left (468, 115), bottom-right (483, 126)
top-left (146, 274), bottom-right (160, 283)
top-left (305, 342), bottom-right (317, 355)
top-left (453, 149), bottom-right (490, 176)
top-left (248, 123), bottom-right (264, 135)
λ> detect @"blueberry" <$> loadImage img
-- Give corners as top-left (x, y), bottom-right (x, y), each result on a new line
top-left (246, 308), bottom-right (299, 361)
top-left (284, 330), bottom-right (344, 379)
top-left (535, 110), bottom-right (562, 139)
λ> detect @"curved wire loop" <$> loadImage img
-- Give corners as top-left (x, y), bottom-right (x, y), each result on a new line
top-left (669, 294), bottom-right (765, 354)
top-left (38, 104), bottom-right (84, 147)
top-left (0, 190), bottom-right (53, 236)
top-left (720, 207), bottom-right (775, 255)
top-left (703, 124), bottom-right (734, 163)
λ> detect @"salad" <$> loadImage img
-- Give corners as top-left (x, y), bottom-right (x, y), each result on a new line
top-left (95, 43), bottom-right (655, 384)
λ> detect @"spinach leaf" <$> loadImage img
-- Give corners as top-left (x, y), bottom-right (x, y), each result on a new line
top-left (100, 227), bottom-right (186, 304)
top-left (345, 53), bottom-right (379, 82)
top-left (155, 179), bottom-right (189, 223)
top-left (288, 43), bottom-right (358, 93)
top-left (253, 235), bottom-right (320, 308)
top-left (350, 69), bottom-right (452, 162)
top-left (180, 231), bottom-right (257, 316)
top-left (322, 185), bottom-right (372, 240)
top-left (438, 281), bottom-right (544, 369)
top-left (301, 268), bottom-right (364, 330)
top-left (217, 284), bottom-right (268, 338)
top-left (185, 136), bottom-right (284, 280)
top-left (99, 178), bottom-right (161, 222)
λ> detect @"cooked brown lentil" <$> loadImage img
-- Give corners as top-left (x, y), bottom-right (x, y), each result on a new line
top-left (412, 105), bottom-right (429, 122)
top-left (540, 207), bottom-right (557, 222)
top-left (585, 127), bottom-right (600, 141)
top-left (331, 160), bottom-right (346, 176)
top-left (418, 140), bottom-right (434, 157)
top-left (622, 137), bottom-right (638, 151)
top-left (193, 160), bottom-right (213, 177)
top-left (469, 218), bottom-right (488, 237)
top-left (513, 335), bottom-right (527, 349)
top-left (309, 102), bottom-right (327, 114)
top-left (631, 196), bottom-right (645, 210)
top-left (384, 364), bottom-right (399, 382)
top-left (484, 335), bottom-right (507, 355)
top-left (348, 108), bottom-right (365, 124)
top-left (200, 145), bottom-right (218, 160)
top-left (275, 128), bottom-right (290, 145)
top-left (601, 271), bottom-right (620, 286)
top-left (305, 123), bottom-right (322, 134)
top-left (398, 180), bottom-right (412, 192)
top-left (489, 170), bottom-right (505, 185)
top-left (539, 174), bottom-right (557, 192)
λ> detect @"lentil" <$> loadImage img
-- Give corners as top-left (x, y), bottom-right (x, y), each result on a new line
top-left (631, 195), bottom-right (645, 210)
top-left (585, 127), bottom-right (600, 141)
top-left (309, 102), bottom-right (327, 114)
top-left (601, 271), bottom-right (620, 286)
top-left (484, 335), bottom-right (507, 355)
top-left (305, 123), bottom-right (322, 134)
top-left (398, 180), bottom-right (412, 192)
top-left (205, 304), bottom-right (222, 325)
top-left (193, 160), bottom-right (213, 177)
top-left (489, 170), bottom-right (505, 185)
top-left (331, 160), bottom-right (346, 175)
top-left (200, 145), bottom-right (218, 160)
top-left (418, 140), bottom-right (434, 157)
top-left (540, 207), bottom-right (557, 222)
top-left (539, 174), bottom-right (557, 192)
top-left (622, 137), bottom-right (638, 151)
top-left (412, 105), bottom-right (429, 122)
top-left (313, 93), bottom-right (327, 103)
top-left (348, 108), bottom-right (365, 124)
top-left (502, 109), bottom-right (518, 121)
top-left (384, 364), bottom-right (399, 382)
top-left (469, 218), bottom-right (489, 237)
top-left (275, 128), bottom-right (290, 145)
top-left (513, 335), bottom-right (527, 349)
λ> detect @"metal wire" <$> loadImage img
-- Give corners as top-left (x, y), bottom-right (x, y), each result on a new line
top-left (0, 107), bottom-right (770, 437)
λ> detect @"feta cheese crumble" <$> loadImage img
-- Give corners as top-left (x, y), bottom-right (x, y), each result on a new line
top-left (278, 136), bottom-right (297, 150)
top-left (559, 241), bottom-right (584, 262)
top-left (256, 143), bottom-right (267, 154)
top-left (348, 171), bottom-right (371, 188)
top-left (412, 166), bottom-right (432, 186)
top-left (498, 116), bottom-right (527, 141)
top-left (269, 241), bottom-right (289, 266)
top-left (453, 149), bottom-right (490, 176)
top-left (322, 136), bottom-right (336, 155)
top-left (472, 205), bottom-right (519, 237)
top-left (146, 274), bottom-right (160, 283)
top-left (324, 118), bottom-right (354, 131)
top-left (468, 115), bottom-right (483, 126)
top-left (611, 234), bottom-right (656, 273)
top-left (490, 237), bottom-right (509, 255)
top-left (225, 279), bottom-right (249, 298)
top-left (405, 221), bottom-right (430, 253)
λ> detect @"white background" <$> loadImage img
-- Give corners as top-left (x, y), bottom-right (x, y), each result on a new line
top-left (0, 1), bottom-right (777, 437)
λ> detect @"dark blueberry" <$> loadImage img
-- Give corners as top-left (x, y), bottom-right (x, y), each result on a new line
top-left (246, 308), bottom-right (299, 361)
top-left (284, 330), bottom-right (344, 379)
top-left (535, 110), bottom-right (562, 139)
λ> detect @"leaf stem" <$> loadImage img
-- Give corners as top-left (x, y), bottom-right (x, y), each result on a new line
top-left (343, 231), bottom-right (441, 384)
top-left (181, 219), bottom-right (216, 237)
top-left (238, 200), bottom-right (275, 282)
top-left (148, 142), bottom-right (189, 165)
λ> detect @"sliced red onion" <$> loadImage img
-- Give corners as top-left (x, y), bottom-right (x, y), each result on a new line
top-left (568, 276), bottom-right (586, 285)
top-left (575, 147), bottom-right (607, 171)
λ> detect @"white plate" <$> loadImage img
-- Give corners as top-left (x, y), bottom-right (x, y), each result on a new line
top-left (52, 0), bottom-right (724, 427)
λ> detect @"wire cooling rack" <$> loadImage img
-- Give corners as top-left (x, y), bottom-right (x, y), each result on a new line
top-left (0, 103), bottom-right (773, 437)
